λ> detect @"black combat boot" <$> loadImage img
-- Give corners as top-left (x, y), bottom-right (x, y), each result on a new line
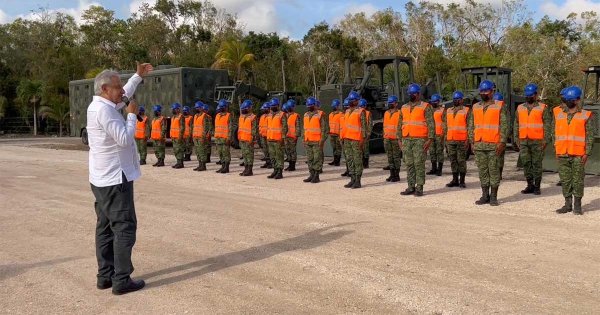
top-left (415, 185), bottom-right (424, 197)
top-left (240, 165), bottom-right (248, 176)
top-left (222, 162), bottom-right (230, 174)
top-left (311, 172), bottom-right (320, 183)
top-left (344, 176), bottom-right (355, 188)
top-left (328, 157), bottom-right (336, 166)
top-left (152, 159), bottom-right (159, 167)
top-left (304, 170), bottom-right (314, 183)
top-left (194, 161), bottom-right (202, 171)
top-left (556, 181), bottom-right (562, 186)
top-left (573, 197), bottom-right (583, 215)
top-left (446, 173), bottom-right (459, 187)
top-left (239, 161), bottom-right (245, 167)
top-left (436, 162), bottom-right (443, 176)
top-left (268, 168), bottom-right (277, 178)
top-left (352, 175), bottom-right (361, 189)
top-left (216, 163), bottom-right (225, 173)
top-left (556, 196), bottom-right (573, 214)
top-left (216, 160), bottom-right (222, 165)
top-left (459, 172), bottom-right (466, 188)
top-left (426, 161), bottom-right (437, 175)
top-left (533, 178), bottom-right (541, 195)
top-left (274, 168), bottom-right (283, 179)
top-left (475, 186), bottom-right (490, 205)
top-left (363, 158), bottom-right (369, 169)
top-left (334, 155), bottom-right (341, 166)
top-left (386, 168), bottom-right (394, 182)
top-left (521, 178), bottom-right (534, 194)
top-left (206, 153), bottom-right (211, 163)
top-left (260, 160), bottom-right (271, 168)
top-left (400, 186), bottom-right (415, 195)
top-left (246, 165), bottom-right (253, 176)
top-left (172, 160), bottom-right (184, 169)
top-left (341, 166), bottom-right (349, 177)
top-left (490, 186), bottom-right (499, 206)
top-left (140, 159), bottom-right (146, 165)
top-left (391, 169), bottom-right (400, 182)
top-left (156, 158), bottom-right (165, 167)
top-left (198, 162), bottom-right (206, 171)
top-left (184, 154), bottom-right (191, 161)
top-left (287, 161), bottom-right (296, 171)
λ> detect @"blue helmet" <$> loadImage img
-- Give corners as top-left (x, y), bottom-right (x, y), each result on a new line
top-left (241, 99), bottom-right (253, 110)
top-left (171, 102), bottom-right (181, 110)
top-left (564, 86), bottom-right (582, 101)
top-left (560, 88), bottom-right (568, 97)
top-left (282, 103), bottom-right (289, 111)
top-left (331, 99), bottom-right (341, 108)
top-left (493, 92), bottom-right (504, 101)
top-left (194, 101), bottom-right (204, 109)
top-left (358, 98), bottom-right (367, 108)
top-left (306, 96), bottom-right (317, 106)
top-left (261, 102), bottom-right (270, 110)
top-left (524, 83), bottom-right (538, 97)
top-left (287, 99), bottom-right (296, 107)
top-left (347, 91), bottom-right (360, 101)
top-left (270, 98), bottom-right (280, 107)
top-left (343, 98), bottom-right (350, 108)
top-left (217, 99), bottom-right (229, 108)
top-left (182, 106), bottom-right (190, 114)
top-left (452, 91), bottom-right (464, 100)
top-left (387, 95), bottom-right (399, 104)
top-left (430, 93), bottom-right (442, 103)
top-left (479, 80), bottom-right (495, 92)
top-left (407, 83), bottom-right (421, 95)
top-left (152, 105), bottom-right (162, 112)
top-left (203, 103), bottom-right (210, 111)
top-left (138, 106), bottom-right (145, 112)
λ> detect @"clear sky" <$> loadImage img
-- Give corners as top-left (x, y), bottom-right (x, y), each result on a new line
top-left (1, 0), bottom-right (599, 39)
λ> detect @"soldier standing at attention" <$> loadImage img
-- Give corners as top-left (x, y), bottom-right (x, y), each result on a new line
top-left (383, 95), bottom-right (401, 182)
top-left (445, 91), bottom-right (469, 188)
top-left (134, 106), bottom-right (150, 165)
top-left (266, 98), bottom-right (288, 179)
top-left (328, 99), bottom-right (343, 166)
top-left (182, 106), bottom-right (193, 161)
top-left (514, 83), bottom-right (552, 195)
top-left (238, 99), bottom-right (258, 176)
top-left (150, 105), bottom-right (166, 167)
top-left (170, 103), bottom-right (185, 169)
top-left (399, 84), bottom-right (435, 196)
top-left (191, 101), bottom-right (211, 171)
top-left (340, 98), bottom-right (351, 177)
top-left (343, 91), bottom-right (368, 189)
top-left (303, 97), bottom-right (328, 183)
top-left (554, 88), bottom-right (569, 186)
top-left (555, 86), bottom-right (596, 215)
top-left (259, 103), bottom-right (272, 169)
top-left (315, 100), bottom-right (327, 168)
top-left (468, 80), bottom-right (509, 206)
top-left (285, 100), bottom-right (300, 172)
top-left (428, 94), bottom-right (445, 176)
top-left (214, 99), bottom-right (234, 174)
top-left (492, 92), bottom-right (507, 180)
top-left (358, 99), bottom-right (372, 168)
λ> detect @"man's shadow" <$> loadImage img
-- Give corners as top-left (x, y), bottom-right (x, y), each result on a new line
top-left (141, 222), bottom-right (366, 288)
top-left (0, 256), bottom-right (83, 281)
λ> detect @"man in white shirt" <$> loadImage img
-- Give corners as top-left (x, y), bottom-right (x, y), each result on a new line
top-left (87, 62), bottom-right (153, 295)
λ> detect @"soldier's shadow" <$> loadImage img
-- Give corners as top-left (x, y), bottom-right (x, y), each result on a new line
top-left (583, 198), bottom-right (600, 212)
top-left (140, 222), bottom-right (365, 289)
top-left (501, 176), bottom-right (600, 205)
top-left (0, 256), bottom-right (83, 281)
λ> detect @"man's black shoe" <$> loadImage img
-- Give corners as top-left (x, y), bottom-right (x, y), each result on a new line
top-left (112, 279), bottom-right (145, 296)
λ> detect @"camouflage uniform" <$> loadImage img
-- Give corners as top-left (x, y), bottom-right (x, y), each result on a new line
top-left (430, 108), bottom-right (446, 164)
top-left (239, 113), bottom-right (258, 167)
top-left (285, 112), bottom-right (301, 170)
top-left (304, 110), bottom-right (328, 172)
top-left (344, 107), bottom-right (368, 188)
top-left (399, 101), bottom-right (435, 194)
top-left (215, 112), bottom-right (235, 164)
top-left (171, 113), bottom-right (185, 161)
top-left (363, 110), bottom-right (373, 159)
top-left (383, 108), bottom-right (402, 170)
top-left (191, 112), bottom-right (212, 163)
top-left (268, 112), bottom-right (288, 170)
top-left (445, 105), bottom-right (468, 174)
top-left (259, 113), bottom-right (270, 161)
top-left (183, 115), bottom-right (193, 159)
top-left (152, 116), bottom-right (167, 160)
top-left (135, 114), bottom-right (150, 162)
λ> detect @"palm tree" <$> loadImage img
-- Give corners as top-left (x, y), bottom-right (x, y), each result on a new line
top-left (39, 95), bottom-right (70, 137)
top-left (16, 80), bottom-right (44, 136)
top-left (212, 40), bottom-right (256, 82)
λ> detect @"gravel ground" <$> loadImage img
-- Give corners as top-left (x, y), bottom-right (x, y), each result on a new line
top-left (1, 137), bottom-right (599, 314)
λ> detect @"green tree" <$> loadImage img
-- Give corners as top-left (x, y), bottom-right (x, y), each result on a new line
top-left (39, 95), bottom-right (69, 136)
top-left (16, 79), bottom-right (44, 135)
top-left (212, 40), bottom-right (256, 82)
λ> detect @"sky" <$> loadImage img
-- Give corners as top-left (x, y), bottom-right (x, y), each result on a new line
top-left (1, 0), bottom-right (600, 39)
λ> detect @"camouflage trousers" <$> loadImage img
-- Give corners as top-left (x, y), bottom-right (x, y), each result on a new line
top-left (363, 136), bottom-right (370, 158)
top-left (285, 138), bottom-right (297, 161)
top-left (518, 140), bottom-right (544, 180)
top-left (215, 138), bottom-right (231, 163)
top-left (447, 141), bottom-right (468, 173)
top-left (260, 136), bottom-right (270, 160)
top-left (345, 140), bottom-right (364, 177)
top-left (384, 138), bottom-right (402, 170)
top-left (173, 139), bottom-right (185, 160)
top-left (153, 140), bottom-right (165, 159)
top-left (305, 141), bottom-right (324, 172)
top-left (193, 139), bottom-right (209, 163)
top-left (558, 156), bottom-right (586, 198)
top-left (402, 138), bottom-right (427, 187)
top-left (475, 149), bottom-right (501, 187)
top-left (429, 135), bottom-right (445, 163)
top-left (240, 141), bottom-right (255, 166)
top-left (184, 137), bottom-right (193, 155)
top-left (330, 135), bottom-right (342, 156)
top-left (268, 141), bottom-right (285, 169)
top-left (135, 139), bottom-right (147, 161)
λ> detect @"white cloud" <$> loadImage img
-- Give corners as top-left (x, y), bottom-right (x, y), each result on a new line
top-left (10, 0), bottom-right (100, 24)
top-left (343, 3), bottom-right (379, 17)
top-left (0, 9), bottom-right (8, 24)
top-left (540, 0), bottom-right (600, 19)
top-left (129, 0), bottom-right (155, 15)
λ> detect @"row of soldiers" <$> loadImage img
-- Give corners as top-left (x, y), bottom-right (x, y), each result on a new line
top-left (133, 81), bottom-right (596, 214)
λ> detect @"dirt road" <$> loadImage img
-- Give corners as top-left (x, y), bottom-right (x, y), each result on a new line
top-left (1, 138), bottom-right (599, 314)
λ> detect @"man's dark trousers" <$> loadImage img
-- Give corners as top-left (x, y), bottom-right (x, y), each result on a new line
top-left (90, 173), bottom-right (137, 287)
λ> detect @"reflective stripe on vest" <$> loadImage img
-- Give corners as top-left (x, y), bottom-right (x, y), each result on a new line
top-left (329, 111), bottom-right (342, 135)
top-left (554, 109), bottom-right (591, 156)
top-left (473, 101), bottom-right (503, 143)
top-left (401, 102), bottom-right (429, 138)
top-left (183, 116), bottom-right (192, 138)
top-left (259, 114), bottom-right (268, 136)
top-left (192, 113), bottom-right (206, 139)
top-left (170, 114), bottom-right (182, 139)
top-left (267, 112), bottom-right (285, 141)
top-left (287, 112), bottom-right (299, 139)
top-left (383, 110), bottom-right (400, 140)
top-left (135, 116), bottom-right (148, 139)
top-left (304, 112), bottom-right (323, 142)
top-left (151, 117), bottom-right (164, 140)
top-left (238, 114), bottom-right (256, 142)
top-left (214, 112), bottom-right (231, 139)
top-left (344, 108), bottom-right (364, 141)
top-left (517, 103), bottom-right (546, 140)
top-left (446, 107), bottom-right (469, 141)
top-left (434, 107), bottom-right (444, 136)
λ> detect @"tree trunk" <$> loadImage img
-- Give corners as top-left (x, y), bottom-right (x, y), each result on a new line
top-left (281, 59), bottom-right (286, 93)
top-left (33, 102), bottom-right (37, 136)
top-left (59, 121), bottom-right (63, 137)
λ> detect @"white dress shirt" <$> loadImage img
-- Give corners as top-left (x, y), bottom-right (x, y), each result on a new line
top-left (87, 74), bottom-right (143, 187)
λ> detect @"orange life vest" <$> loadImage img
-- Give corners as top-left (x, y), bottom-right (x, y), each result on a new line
top-left (267, 112), bottom-right (285, 141)
top-left (304, 111), bottom-right (323, 142)
top-left (214, 112), bottom-right (231, 139)
top-left (446, 107), bottom-right (469, 141)
top-left (554, 109), bottom-right (591, 156)
top-left (473, 101), bottom-right (503, 143)
top-left (401, 102), bottom-right (429, 138)
top-left (192, 113), bottom-right (206, 139)
top-left (287, 112), bottom-right (299, 139)
top-left (151, 117), bottom-right (164, 140)
top-left (183, 115), bottom-right (192, 138)
top-left (329, 111), bottom-right (342, 135)
top-left (517, 103), bottom-right (546, 140)
top-left (344, 108), bottom-right (364, 141)
top-left (238, 114), bottom-right (256, 142)
top-left (383, 110), bottom-right (400, 140)
top-left (434, 107), bottom-right (444, 136)
top-left (135, 116), bottom-right (148, 140)
top-left (170, 114), bottom-right (182, 139)
top-left (259, 114), bottom-right (268, 137)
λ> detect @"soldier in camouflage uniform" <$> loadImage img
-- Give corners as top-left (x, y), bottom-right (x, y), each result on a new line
top-left (554, 88), bottom-right (569, 187)
top-left (428, 94), bottom-right (445, 176)
top-left (399, 84), bottom-right (435, 196)
top-left (191, 101), bottom-right (212, 171)
top-left (555, 86), bottom-right (597, 215)
top-left (151, 105), bottom-right (167, 167)
top-left (134, 106), bottom-right (150, 165)
top-left (170, 103), bottom-right (186, 169)
top-left (302, 97), bottom-right (328, 183)
top-left (343, 91), bottom-right (368, 189)
top-left (514, 83), bottom-right (553, 195)
top-left (340, 98), bottom-right (351, 177)
top-left (382, 95), bottom-right (402, 182)
top-left (492, 92), bottom-right (507, 180)
top-left (267, 98), bottom-right (288, 179)
top-left (259, 103), bottom-right (272, 169)
top-left (358, 99), bottom-right (372, 168)
top-left (182, 106), bottom-right (193, 161)
top-left (445, 91), bottom-right (470, 188)
top-left (328, 99), bottom-right (343, 166)
top-left (238, 99), bottom-right (258, 176)
top-left (214, 99), bottom-right (235, 174)
top-left (284, 100), bottom-right (300, 171)
top-left (468, 80), bottom-right (509, 206)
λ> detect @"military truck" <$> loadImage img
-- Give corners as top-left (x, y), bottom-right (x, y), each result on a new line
top-left (543, 66), bottom-right (600, 175)
top-left (69, 66), bottom-right (229, 144)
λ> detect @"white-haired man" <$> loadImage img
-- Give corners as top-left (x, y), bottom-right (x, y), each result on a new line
top-left (87, 62), bottom-right (153, 295)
